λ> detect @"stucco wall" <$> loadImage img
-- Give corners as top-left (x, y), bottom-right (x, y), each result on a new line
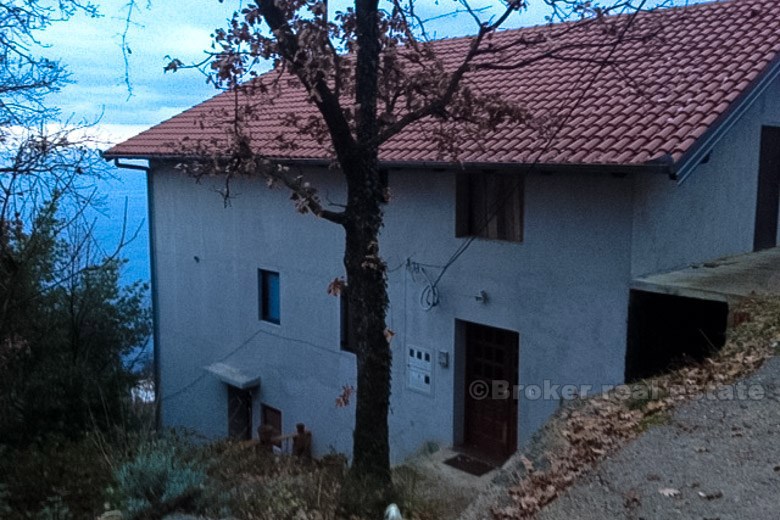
top-left (630, 75), bottom-right (780, 278)
top-left (383, 170), bottom-right (634, 455)
top-left (150, 167), bottom-right (355, 455)
top-left (149, 164), bottom-right (634, 462)
top-left (147, 74), bottom-right (780, 463)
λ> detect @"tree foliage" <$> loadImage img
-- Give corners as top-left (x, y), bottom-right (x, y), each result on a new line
top-left (0, 201), bottom-right (150, 445)
top-left (0, 0), bottom-right (151, 445)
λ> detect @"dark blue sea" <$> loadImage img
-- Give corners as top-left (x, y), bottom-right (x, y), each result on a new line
top-left (86, 166), bottom-right (152, 365)
top-left (88, 166), bottom-right (150, 291)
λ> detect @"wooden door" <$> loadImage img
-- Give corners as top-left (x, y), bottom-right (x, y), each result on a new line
top-left (754, 126), bottom-right (780, 251)
top-left (227, 386), bottom-right (252, 440)
top-left (464, 322), bottom-right (519, 460)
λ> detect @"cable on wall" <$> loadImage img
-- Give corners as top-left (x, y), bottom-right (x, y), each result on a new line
top-left (423, 0), bottom-right (649, 305)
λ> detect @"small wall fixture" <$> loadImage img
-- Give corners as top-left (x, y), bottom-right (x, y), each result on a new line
top-left (438, 351), bottom-right (449, 368)
top-left (475, 290), bottom-right (489, 304)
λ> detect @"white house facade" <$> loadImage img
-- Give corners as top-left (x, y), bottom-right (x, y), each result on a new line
top-left (107, 0), bottom-right (780, 464)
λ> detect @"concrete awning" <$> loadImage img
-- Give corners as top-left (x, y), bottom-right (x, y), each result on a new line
top-left (631, 247), bottom-right (780, 303)
top-left (205, 362), bottom-right (260, 389)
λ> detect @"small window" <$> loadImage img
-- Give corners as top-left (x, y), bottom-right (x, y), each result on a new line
top-left (456, 173), bottom-right (524, 242)
top-left (260, 404), bottom-right (282, 448)
top-left (340, 289), bottom-right (356, 353)
top-left (259, 269), bottom-right (280, 324)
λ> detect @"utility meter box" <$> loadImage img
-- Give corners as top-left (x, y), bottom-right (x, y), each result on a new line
top-left (406, 346), bottom-right (433, 395)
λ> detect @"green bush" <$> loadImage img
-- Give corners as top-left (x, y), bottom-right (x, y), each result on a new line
top-left (195, 441), bottom-right (346, 519)
top-left (33, 496), bottom-right (73, 520)
top-left (0, 483), bottom-right (11, 517)
top-left (113, 437), bottom-right (205, 520)
top-left (0, 436), bottom-right (112, 519)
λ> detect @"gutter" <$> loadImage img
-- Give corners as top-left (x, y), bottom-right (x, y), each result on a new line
top-left (674, 53), bottom-right (780, 184)
top-left (113, 159), bottom-right (151, 171)
top-left (103, 154), bottom-right (672, 177)
top-left (110, 158), bottom-right (162, 430)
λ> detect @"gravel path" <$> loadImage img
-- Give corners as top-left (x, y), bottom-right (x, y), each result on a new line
top-left (536, 356), bottom-right (780, 520)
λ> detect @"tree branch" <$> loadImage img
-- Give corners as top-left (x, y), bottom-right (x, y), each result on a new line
top-left (254, 0), bottom-right (356, 160)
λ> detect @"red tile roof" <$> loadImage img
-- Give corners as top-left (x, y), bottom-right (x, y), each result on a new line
top-left (105, 0), bottom-right (780, 175)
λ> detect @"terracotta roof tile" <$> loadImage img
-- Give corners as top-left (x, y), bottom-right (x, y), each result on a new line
top-left (106, 0), bottom-right (780, 169)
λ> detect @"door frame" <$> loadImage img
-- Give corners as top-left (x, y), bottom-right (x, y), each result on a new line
top-left (227, 385), bottom-right (253, 440)
top-left (453, 319), bottom-right (520, 460)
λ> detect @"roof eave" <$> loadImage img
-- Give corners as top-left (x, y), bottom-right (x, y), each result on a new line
top-left (104, 153), bottom-right (671, 176)
top-left (673, 52), bottom-right (780, 184)
top-left (382, 160), bottom-right (671, 176)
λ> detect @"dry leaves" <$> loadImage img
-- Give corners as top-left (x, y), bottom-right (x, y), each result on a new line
top-left (335, 384), bottom-right (355, 408)
top-left (697, 490), bottom-right (723, 500)
top-left (493, 296), bottom-right (780, 519)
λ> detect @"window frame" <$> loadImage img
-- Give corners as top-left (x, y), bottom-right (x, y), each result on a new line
top-left (456, 172), bottom-right (525, 243)
top-left (258, 269), bottom-right (281, 324)
top-left (261, 404), bottom-right (282, 447)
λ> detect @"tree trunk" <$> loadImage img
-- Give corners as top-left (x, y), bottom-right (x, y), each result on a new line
top-left (340, 152), bottom-right (392, 512)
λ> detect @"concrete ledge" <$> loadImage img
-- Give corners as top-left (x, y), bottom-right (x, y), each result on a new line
top-left (631, 247), bottom-right (780, 304)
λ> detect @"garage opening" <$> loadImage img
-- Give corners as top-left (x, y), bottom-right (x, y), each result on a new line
top-left (625, 290), bottom-right (729, 382)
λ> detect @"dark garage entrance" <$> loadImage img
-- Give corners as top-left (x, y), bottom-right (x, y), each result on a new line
top-left (625, 290), bottom-right (729, 382)
top-left (753, 126), bottom-right (780, 251)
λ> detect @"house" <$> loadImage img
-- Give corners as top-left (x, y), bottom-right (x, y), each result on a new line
top-left (105, 0), bottom-right (780, 464)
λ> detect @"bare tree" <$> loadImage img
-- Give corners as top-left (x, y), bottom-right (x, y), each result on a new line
top-left (169, 0), bottom-right (659, 511)
top-left (0, 0), bottom-right (139, 366)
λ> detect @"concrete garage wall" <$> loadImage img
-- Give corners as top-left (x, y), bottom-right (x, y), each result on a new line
top-left (631, 76), bottom-right (780, 278)
top-left (149, 163), bottom-right (635, 462)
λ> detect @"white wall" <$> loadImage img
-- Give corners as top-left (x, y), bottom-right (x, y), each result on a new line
top-left (149, 164), bottom-right (635, 462)
top-left (631, 75), bottom-right (780, 277)
top-left (148, 74), bottom-right (780, 463)
top-left (383, 170), bottom-right (634, 454)
top-left (150, 167), bottom-right (355, 455)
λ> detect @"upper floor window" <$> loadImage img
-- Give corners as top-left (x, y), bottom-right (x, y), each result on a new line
top-left (456, 173), bottom-right (524, 242)
top-left (259, 269), bottom-right (280, 324)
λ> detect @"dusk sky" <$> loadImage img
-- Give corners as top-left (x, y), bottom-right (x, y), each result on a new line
top-left (37, 0), bottom-right (698, 147)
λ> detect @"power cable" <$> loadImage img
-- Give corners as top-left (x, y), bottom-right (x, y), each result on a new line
top-left (161, 318), bottom-right (355, 403)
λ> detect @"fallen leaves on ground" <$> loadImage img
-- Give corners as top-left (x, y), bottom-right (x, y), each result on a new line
top-left (658, 488), bottom-right (680, 498)
top-left (697, 490), bottom-right (723, 500)
top-left (493, 297), bottom-right (780, 519)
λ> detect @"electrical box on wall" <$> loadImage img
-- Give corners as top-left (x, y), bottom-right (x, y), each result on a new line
top-left (406, 346), bottom-right (433, 395)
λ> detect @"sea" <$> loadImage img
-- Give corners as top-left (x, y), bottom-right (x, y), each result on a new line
top-left (89, 166), bottom-right (151, 290)
top-left (86, 164), bottom-right (152, 368)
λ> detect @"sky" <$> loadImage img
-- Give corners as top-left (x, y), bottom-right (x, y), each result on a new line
top-left (36, 0), bottom-right (701, 146)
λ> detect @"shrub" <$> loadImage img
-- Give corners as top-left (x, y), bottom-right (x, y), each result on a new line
top-left (0, 436), bottom-right (112, 519)
top-left (113, 437), bottom-right (205, 520)
top-left (0, 483), bottom-right (11, 517)
top-left (196, 441), bottom-right (346, 519)
top-left (33, 496), bottom-right (73, 520)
